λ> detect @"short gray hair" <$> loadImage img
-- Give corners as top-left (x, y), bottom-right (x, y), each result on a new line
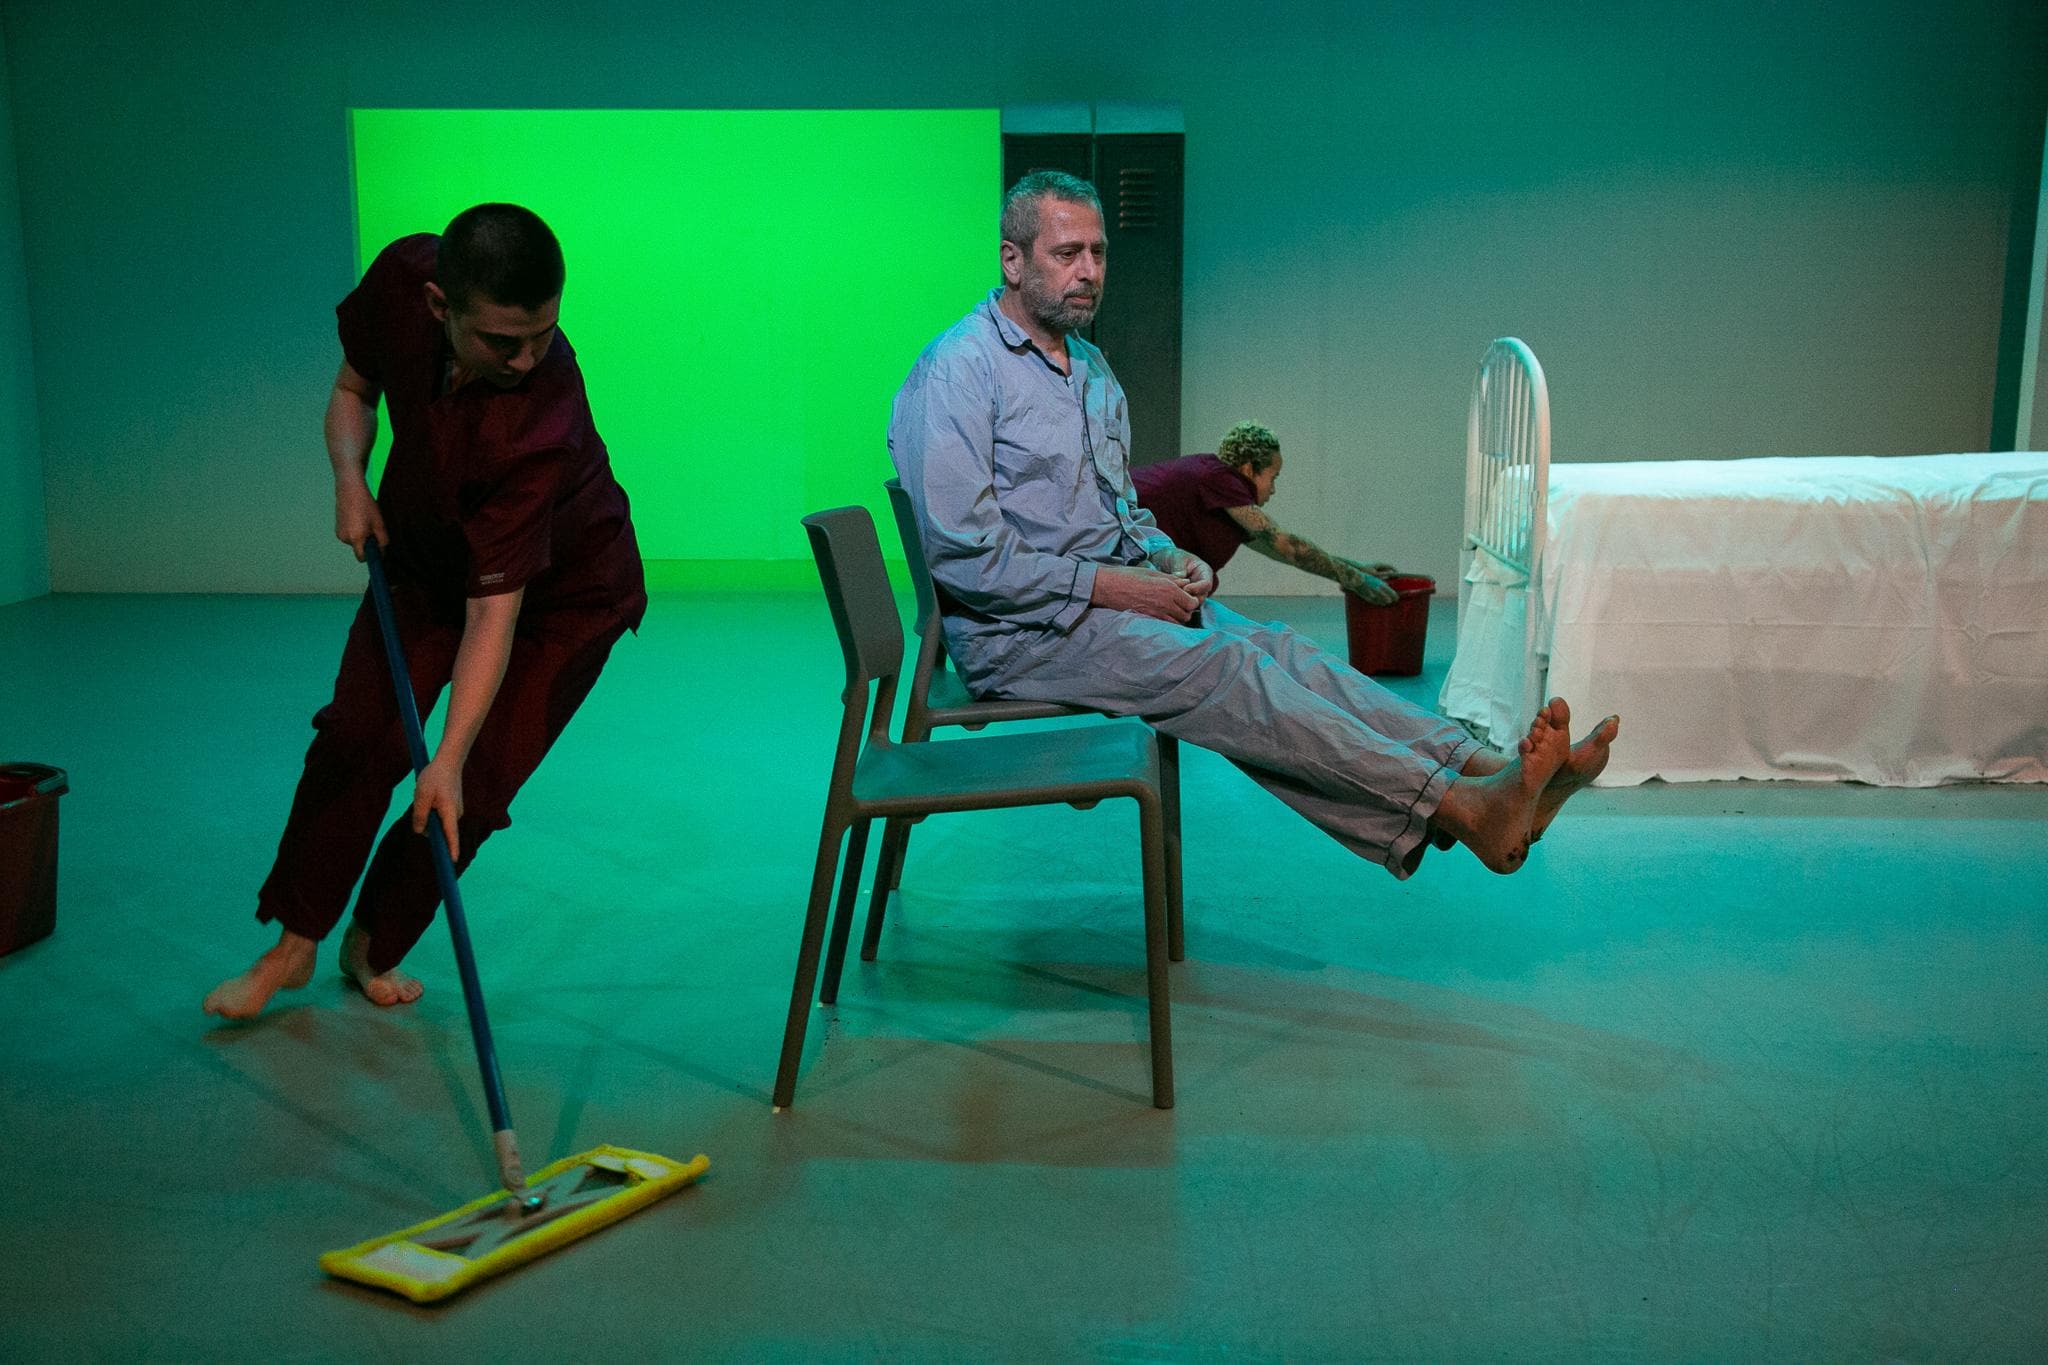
top-left (1000, 170), bottom-right (1103, 251)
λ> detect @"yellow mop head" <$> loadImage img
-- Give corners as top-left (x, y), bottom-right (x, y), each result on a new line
top-left (320, 1145), bottom-right (709, 1303)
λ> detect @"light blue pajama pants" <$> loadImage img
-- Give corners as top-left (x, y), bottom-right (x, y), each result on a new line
top-left (957, 598), bottom-right (1483, 878)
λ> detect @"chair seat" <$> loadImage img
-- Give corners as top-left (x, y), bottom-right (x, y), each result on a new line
top-left (926, 668), bottom-right (1087, 727)
top-left (854, 719), bottom-right (1158, 813)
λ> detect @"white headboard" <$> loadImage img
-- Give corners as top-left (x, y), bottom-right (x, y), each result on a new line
top-left (1462, 337), bottom-right (1551, 578)
top-left (1454, 338), bottom-right (1553, 738)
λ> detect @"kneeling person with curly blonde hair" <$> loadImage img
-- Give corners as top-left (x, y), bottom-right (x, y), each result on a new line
top-left (1132, 421), bottom-right (1400, 604)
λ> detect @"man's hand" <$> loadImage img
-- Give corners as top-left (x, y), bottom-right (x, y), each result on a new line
top-left (1153, 548), bottom-right (1216, 599)
top-left (1091, 564), bottom-right (1200, 623)
top-left (336, 479), bottom-right (389, 562)
top-left (410, 754), bottom-right (465, 861)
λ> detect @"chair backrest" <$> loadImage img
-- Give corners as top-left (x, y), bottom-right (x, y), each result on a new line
top-left (882, 478), bottom-right (955, 727)
top-left (882, 478), bottom-right (942, 638)
top-left (802, 506), bottom-right (906, 696)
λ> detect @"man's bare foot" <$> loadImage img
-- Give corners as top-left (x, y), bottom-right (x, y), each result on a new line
top-left (1433, 716), bottom-right (1570, 873)
top-left (1519, 699), bottom-right (1620, 842)
top-left (202, 929), bottom-right (318, 1019)
top-left (340, 922), bottom-right (423, 1007)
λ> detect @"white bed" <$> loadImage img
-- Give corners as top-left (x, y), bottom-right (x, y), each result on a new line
top-left (1438, 338), bottom-right (2048, 786)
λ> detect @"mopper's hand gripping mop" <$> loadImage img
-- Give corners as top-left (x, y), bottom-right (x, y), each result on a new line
top-left (320, 540), bottom-right (707, 1303)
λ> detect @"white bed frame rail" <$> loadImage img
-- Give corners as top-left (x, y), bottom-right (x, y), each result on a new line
top-left (1460, 337), bottom-right (1552, 736)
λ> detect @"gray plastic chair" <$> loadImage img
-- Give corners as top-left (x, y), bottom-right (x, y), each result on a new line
top-left (776, 506), bottom-right (1176, 1109)
top-left (872, 478), bottom-right (1184, 964)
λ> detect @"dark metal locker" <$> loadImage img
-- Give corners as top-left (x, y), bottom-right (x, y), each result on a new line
top-left (1002, 121), bottom-right (1185, 465)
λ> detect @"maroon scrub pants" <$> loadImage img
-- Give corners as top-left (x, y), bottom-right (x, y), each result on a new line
top-left (256, 579), bottom-right (627, 974)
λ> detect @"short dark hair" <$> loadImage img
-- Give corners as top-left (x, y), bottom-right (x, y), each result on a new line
top-left (436, 203), bottom-right (564, 311)
top-left (1000, 170), bottom-right (1102, 252)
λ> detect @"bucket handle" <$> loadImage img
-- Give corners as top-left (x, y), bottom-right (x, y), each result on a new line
top-left (0, 765), bottom-right (68, 802)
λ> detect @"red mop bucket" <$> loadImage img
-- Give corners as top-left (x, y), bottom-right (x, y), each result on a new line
top-left (1344, 575), bottom-right (1436, 677)
top-left (0, 764), bottom-right (67, 957)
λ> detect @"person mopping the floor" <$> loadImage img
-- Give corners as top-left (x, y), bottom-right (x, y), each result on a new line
top-left (206, 202), bottom-right (647, 1019)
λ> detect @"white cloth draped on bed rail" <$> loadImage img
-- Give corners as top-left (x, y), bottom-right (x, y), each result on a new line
top-left (1442, 452), bottom-right (2048, 786)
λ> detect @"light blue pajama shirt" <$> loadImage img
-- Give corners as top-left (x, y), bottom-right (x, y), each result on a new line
top-left (888, 290), bottom-right (1478, 877)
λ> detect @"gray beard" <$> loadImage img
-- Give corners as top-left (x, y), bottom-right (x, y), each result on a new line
top-left (1024, 284), bottom-right (1099, 335)
top-left (1047, 298), bottom-right (1098, 332)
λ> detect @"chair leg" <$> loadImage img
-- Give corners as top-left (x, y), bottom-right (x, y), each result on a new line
top-left (864, 816), bottom-right (910, 960)
top-left (1137, 791), bottom-right (1175, 1109)
top-left (774, 818), bottom-right (847, 1109)
top-left (1159, 734), bottom-right (1184, 962)
top-left (888, 816), bottom-right (913, 891)
top-left (820, 818), bottom-right (872, 1006)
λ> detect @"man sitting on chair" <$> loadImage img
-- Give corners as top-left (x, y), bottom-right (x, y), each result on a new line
top-left (888, 170), bottom-right (1618, 878)
top-left (1133, 420), bottom-right (1400, 603)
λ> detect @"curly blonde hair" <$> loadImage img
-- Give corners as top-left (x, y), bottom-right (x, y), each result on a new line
top-left (1217, 421), bottom-right (1280, 474)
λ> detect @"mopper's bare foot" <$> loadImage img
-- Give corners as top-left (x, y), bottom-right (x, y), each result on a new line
top-left (202, 929), bottom-right (318, 1019)
top-left (1432, 714), bottom-right (1570, 873)
top-left (1519, 698), bottom-right (1620, 842)
top-left (341, 922), bottom-right (424, 1007)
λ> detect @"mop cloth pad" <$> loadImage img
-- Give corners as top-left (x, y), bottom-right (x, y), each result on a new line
top-left (321, 1145), bottom-right (709, 1303)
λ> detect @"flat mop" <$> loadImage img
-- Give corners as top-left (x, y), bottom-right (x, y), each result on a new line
top-left (320, 541), bottom-right (707, 1303)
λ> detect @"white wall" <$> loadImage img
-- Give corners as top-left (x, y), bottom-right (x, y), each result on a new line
top-left (6, 0), bottom-right (2041, 593)
top-left (0, 15), bottom-right (49, 605)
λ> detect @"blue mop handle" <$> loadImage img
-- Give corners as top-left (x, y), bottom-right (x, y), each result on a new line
top-left (362, 540), bottom-right (528, 1197)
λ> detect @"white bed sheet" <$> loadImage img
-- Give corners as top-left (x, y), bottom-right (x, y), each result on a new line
top-left (1442, 453), bottom-right (2048, 785)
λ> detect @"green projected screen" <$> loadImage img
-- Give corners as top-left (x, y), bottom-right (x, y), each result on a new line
top-left (349, 108), bottom-right (998, 587)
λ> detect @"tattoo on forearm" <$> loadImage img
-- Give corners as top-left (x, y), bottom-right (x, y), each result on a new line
top-left (1251, 529), bottom-right (1351, 584)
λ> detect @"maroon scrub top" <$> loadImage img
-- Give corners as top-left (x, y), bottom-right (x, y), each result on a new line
top-left (1131, 453), bottom-right (1258, 582)
top-left (336, 235), bottom-right (645, 629)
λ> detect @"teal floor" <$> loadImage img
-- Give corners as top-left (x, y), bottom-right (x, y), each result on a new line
top-left (1, 590), bottom-right (2044, 1361)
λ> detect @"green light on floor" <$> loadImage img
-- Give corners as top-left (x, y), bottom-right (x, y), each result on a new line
top-left (349, 108), bottom-right (998, 587)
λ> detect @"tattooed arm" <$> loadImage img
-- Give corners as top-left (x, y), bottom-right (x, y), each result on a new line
top-left (1224, 503), bottom-right (1398, 605)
